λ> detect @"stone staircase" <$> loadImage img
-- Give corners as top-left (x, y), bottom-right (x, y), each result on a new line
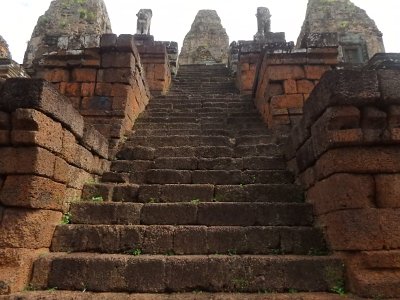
top-left (23, 64), bottom-right (345, 298)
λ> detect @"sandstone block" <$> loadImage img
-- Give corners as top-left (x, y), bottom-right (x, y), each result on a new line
top-left (297, 79), bottom-right (315, 94)
top-left (320, 209), bottom-right (382, 251)
top-left (42, 69), bottom-right (70, 83)
top-left (71, 68), bottom-right (97, 82)
top-left (11, 109), bottom-right (63, 153)
top-left (304, 65), bottom-right (331, 80)
top-left (0, 248), bottom-right (48, 294)
top-left (102, 52), bottom-right (136, 69)
top-left (0, 147), bottom-right (56, 177)
top-left (271, 94), bottom-right (304, 109)
top-left (315, 147), bottom-right (400, 180)
top-left (307, 174), bottom-right (375, 215)
top-left (283, 79), bottom-right (297, 94)
top-left (1, 79), bottom-right (84, 138)
top-left (0, 175), bottom-right (66, 210)
top-left (268, 65), bottom-right (305, 81)
top-left (0, 208), bottom-right (62, 248)
top-left (376, 174), bottom-right (400, 208)
top-left (81, 83), bottom-right (95, 97)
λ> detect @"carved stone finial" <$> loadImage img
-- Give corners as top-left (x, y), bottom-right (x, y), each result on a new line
top-left (254, 7), bottom-right (271, 41)
top-left (136, 9), bottom-right (153, 35)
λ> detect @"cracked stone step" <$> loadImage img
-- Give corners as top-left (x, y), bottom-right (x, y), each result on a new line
top-left (51, 225), bottom-right (327, 256)
top-left (68, 202), bottom-right (313, 226)
top-left (31, 253), bottom-right (344, 293)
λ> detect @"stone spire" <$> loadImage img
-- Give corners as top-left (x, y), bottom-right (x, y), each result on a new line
top-left (0, 35), bottom-right (11, 59)
top-left (297, 0), bottom-right (385, 62)
top-left (24, 0), bottom-right (112, 67)
top-left (179, 10), bottom-right (229, 65)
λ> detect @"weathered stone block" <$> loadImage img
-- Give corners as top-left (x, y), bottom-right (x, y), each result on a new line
top-left (307, 174), bottom-right (375, 215)
top-left (0, 79), bottom-right (84, 138)
top-left (320, 209), bottom-right (382, 251)
top-left (378, 69), bottom-right (400, 104)
top-left (304, 65), bottom-right (331, 80)
top-left (268, 65), bottom-right (305, 81)
top-left (0, 248), bottom-right (48, 295)
top-left (0, 147), bottom-right (56, 177)
top-left (271, 94), bottom-right (304, 109)
top-left (376, 174), bottom-right (400, 208)
top-left (0, 175), bottom-right (66, 210)
top-left (315, 147), bottom-right (400, 180)
top-left (0, 208), bottom-right (62, 248)
top-left (11, 109), bottom-right (63, 153)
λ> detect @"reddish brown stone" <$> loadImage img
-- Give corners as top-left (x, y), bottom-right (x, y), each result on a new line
top-left (376, 174), bottom-right (400, 208)
top-left (0, 248), bottom-right (48, 295)
top-left (0, 175), bottom-right (66, 210)
top-left (271, 94), bottom-right (304, 109)
top-left (304, 65), bottom-right (331, 80)
top-left (81, 83), bottom-right (96, 97)
top-left (283, 79), bottom-right (297, 94)
top-left (11, 109), bottom-right (63, 153)
top-left (307, 174), bottom-right (375, 215)
top-left (268, 65), bottom-right (305, 81)
top-left (0, 147), bottom-right (56, 177)
top-left (297, 79), bottom-right (315, 94)
top-left (71, 68), bottom-right (97, 82)
top-left (64, 83), bottom-right (81, 97)
top-left (95, 82), bottom-right (113, 96)
top-left (0, 208), bottom-right (62, 248)
top-left (315, 147), bottom-right (400, 180)
top-left (42, 69), bottom-right (70, 83)
top-left (320, 209), bottom-right (383, 251)
top-left (102, 52), bottom-right (136, 69)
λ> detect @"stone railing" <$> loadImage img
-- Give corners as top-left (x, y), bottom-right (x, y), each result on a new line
top-left (0, 79), bottom-right (110, 294)
top-left (286, 56), bottom-right (400, 298)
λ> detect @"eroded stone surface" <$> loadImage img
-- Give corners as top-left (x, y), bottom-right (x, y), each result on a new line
top-left (24, 0), bottom-right (112, 68)
top-left (179, 10), bottom-right (229, 65)
top-left (297, 0), bottom-right (385, 63)
top-left (0, 36), bottom-right (11, 59)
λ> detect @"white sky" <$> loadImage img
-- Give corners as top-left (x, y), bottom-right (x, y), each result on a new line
top-left (2, 0), bottom-right (399, 64)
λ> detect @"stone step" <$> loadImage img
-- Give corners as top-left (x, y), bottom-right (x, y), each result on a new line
top-left (116, 145), bottom-right (283, 161)
top-left (68, 202), bottom-right (311, 226)
top-left (139, 112), bottom-right (260, 119)
top-left (133, 122), bottom-right (201, 130)
top-left (123, 169), bottom-right (293, 185)
top-left (83, 183), bottom-right (303, 204)
top-left (130, 129), bottom-right (271, 137)
top-left (126, 136), bottom-right (235, 148)
top-left (51, 225), bottom-right (326, 255)
top-left (110, 156), bottom-right (285, 172)
top-left (2, 291), bottom-right (357, 300)
top-left (31, 253), bottom-right (344, 293)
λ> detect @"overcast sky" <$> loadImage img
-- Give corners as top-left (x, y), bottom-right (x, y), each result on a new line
top-left (2, 0), bottom-right (399, 63)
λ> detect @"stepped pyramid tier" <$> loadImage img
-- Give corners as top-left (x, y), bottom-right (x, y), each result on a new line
top-left (297, 0), bottom-right (384, 63)
top-left (23, 0), bottom-right (112, 68)
top-left (179, 10), bottom-right (229, 65)
top-left (0, 35), bottom-right (11, 59)
top-left (24, 64), bottom-right (344, 295)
